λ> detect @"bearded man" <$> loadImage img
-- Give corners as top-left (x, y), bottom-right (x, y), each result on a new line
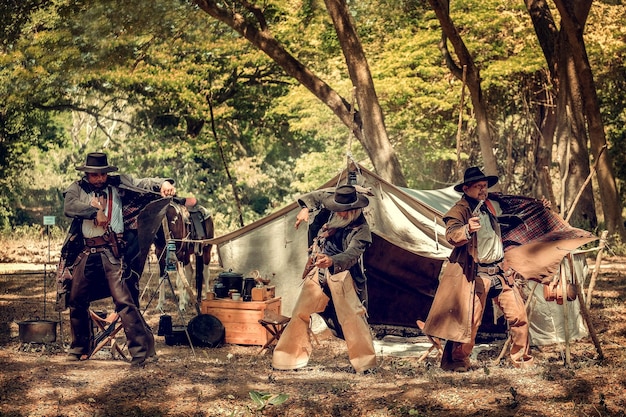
top-left (58, 152), bottom-right (175, 366)
top-left (272, 184), bottom-right (377, 373)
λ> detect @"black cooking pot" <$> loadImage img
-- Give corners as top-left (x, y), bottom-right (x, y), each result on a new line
top-left (218, 270), bottom-right (243, 292)
top-left (213, 282), bottom-right (229, 298)
top-left (18, 319), bottom-right (58, 343)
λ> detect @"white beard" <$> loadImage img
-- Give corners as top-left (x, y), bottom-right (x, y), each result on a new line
top-left (326, 209), bottom-right (362, 230)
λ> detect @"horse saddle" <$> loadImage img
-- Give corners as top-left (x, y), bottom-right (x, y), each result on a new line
top-left (188, 205), bottom-right (211, 240)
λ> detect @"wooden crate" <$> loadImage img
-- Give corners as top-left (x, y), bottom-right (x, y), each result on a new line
top-left (251, 285), bottom-right (276, 301)
top-left (200, 297), bottom-right (281, 346)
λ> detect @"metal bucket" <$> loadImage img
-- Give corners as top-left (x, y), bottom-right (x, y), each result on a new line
top-left (17, 319), bottom-right (58, 343)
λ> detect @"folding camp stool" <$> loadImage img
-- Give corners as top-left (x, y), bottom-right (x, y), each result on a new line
top-left (89, 309), bottom-right (128, 361)
top-left (416, 320), bottom-right (443, 362)
top-left (258, 310), bottom-right (291, 354)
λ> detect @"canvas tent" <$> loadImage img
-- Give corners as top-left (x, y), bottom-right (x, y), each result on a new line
top-left (208, 166), bottom-right (592, 340)
top-left (210, 166), bottom-right (459, 331)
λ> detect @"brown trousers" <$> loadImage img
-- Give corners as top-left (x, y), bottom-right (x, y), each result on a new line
top-left (441, 275), bottom-right (532, 370)
top-left (68, 249), bottom-right (155, 361)
top-left (272, 268), bottom-right (377, 372)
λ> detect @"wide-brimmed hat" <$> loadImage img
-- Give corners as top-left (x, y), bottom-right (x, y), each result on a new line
top-left (454, 166), bottom-right (498, 192)
top-left (323, 185), bottom-right (369, 212)
top-left (75, 152), bottom-right (118, 174)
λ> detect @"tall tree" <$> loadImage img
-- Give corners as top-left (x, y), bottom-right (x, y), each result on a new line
top-left (324, 0), bottom-right (402, 184)
top-left (524, 0), bottom-right (596, 229)
top-left (552, 0), bottom-right (626, 240)
top-left (193, 0), bottom-right (407, 186)
top-left (426, 0), bottom-right (500, 183)
top-left (525, 0), bottom-right (625, 239)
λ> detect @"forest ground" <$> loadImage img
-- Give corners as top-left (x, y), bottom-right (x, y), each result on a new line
top-left (0, 237), bottom-right (625, 417)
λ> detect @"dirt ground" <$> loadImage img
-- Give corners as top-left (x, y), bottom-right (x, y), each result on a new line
top-left (1, 238), bottom-right (625, 417)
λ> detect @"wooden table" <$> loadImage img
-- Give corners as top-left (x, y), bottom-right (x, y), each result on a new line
top-left (200, 297), bottom-right (282, 346)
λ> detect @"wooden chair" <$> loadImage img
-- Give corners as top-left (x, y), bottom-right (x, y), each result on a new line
top-left (89, 310), bottom-right (128, 361)
top-left (416, 320), bottom-right (443, 362)
top-left (258, 310), bottom-right (291, 354)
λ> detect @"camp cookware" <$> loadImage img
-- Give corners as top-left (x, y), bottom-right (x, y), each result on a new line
top-left (187, 314), bottom-right (225, 347)
top-left (242, 277), bottom-right (256, 302)
top-left (17, 318), bottom-right (58, 343)
top-left (213, 282), bottom-right (229, 298)
top-left (217, 270), bottom-right (244, 293)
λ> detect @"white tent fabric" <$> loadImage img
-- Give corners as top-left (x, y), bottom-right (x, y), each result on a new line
top-left (524, 252), bottom-right (589, 346)
top-left (216, 204), bottom-right (308, 316)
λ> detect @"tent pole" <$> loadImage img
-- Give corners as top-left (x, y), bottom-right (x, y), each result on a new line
top-left (541, 166), bottom-right (558, 211)
top-left (561, 263), bottom-right (571, 366)
top-left (565, 145), bottom-right (606, 223)
top-left (568, 254), bottom-right (604, 360)
top-left (586, 230), bottom-right (608, 310)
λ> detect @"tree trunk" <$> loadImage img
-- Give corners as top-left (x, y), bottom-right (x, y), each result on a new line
top-left (552, 0), bottom-right (626, 240)
top-left (427, 0), bottom-right (499, 185)
top-left (533, 72), bottom-right (558, 202)
top-left (523, 0), bottom-right (558, 201)
top-left (524, 0), bottom-right (598, 230)
top-left (323, 0), bottom-right (406, 186)
top-left (556, 42), bottom-right (597, 228)
top-left (193, 0), bottom-right (407, 186)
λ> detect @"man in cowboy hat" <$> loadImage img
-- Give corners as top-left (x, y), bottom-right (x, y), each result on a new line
top-left (58, 152), bottom-right (176, 366)
top-left (423, 167), bottom-right (536, 371)
top-left (272, 184), bottom-right (377, 372)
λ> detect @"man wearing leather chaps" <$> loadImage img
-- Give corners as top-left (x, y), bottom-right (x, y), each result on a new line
top-left (272, 184), bottom-right (377, 373)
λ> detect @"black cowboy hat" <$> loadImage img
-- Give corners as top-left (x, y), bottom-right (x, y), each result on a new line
top-left (323, 184), bottom-right (369, 212)
top-left (454, 166), bottom-right (498, 192)
top-left (75, 152), bottom-right (118, 174)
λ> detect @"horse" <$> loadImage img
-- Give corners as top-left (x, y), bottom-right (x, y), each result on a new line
top-left (153, 201), bottom-right (214, 312)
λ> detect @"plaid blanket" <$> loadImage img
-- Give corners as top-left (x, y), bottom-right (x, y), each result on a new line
top-left (493, 193), bottom-right (597, 283)
top-left (493, 194), bottom-right (589, 249)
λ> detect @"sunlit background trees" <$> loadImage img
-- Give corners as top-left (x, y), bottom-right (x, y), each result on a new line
top-left (1, 0), bottom-right (625, 246)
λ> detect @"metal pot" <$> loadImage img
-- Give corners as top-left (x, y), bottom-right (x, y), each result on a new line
top-left (213, 282), bottom-right (229, 298)
top-left (17, 319), bottom-right (58, 343)
top-left (218, 270), bottom-right (243, 292)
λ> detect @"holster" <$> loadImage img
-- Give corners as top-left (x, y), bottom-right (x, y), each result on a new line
top-left (301, 255), bottom-right (315, 279)
top-left (103, 229), bottom-right (122, 258)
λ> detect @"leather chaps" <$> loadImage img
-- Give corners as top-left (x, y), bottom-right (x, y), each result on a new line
top-left (272, 268), bottom-right (377, 373)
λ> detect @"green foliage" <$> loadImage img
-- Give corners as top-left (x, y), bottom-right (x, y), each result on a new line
top-left (248, 390), bottom-right (288, 410)
top-left (2, 0), bottom-right (626, 234)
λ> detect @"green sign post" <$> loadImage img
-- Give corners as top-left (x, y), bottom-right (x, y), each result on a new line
top-left (42, 216), bottom-right (55, 319)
